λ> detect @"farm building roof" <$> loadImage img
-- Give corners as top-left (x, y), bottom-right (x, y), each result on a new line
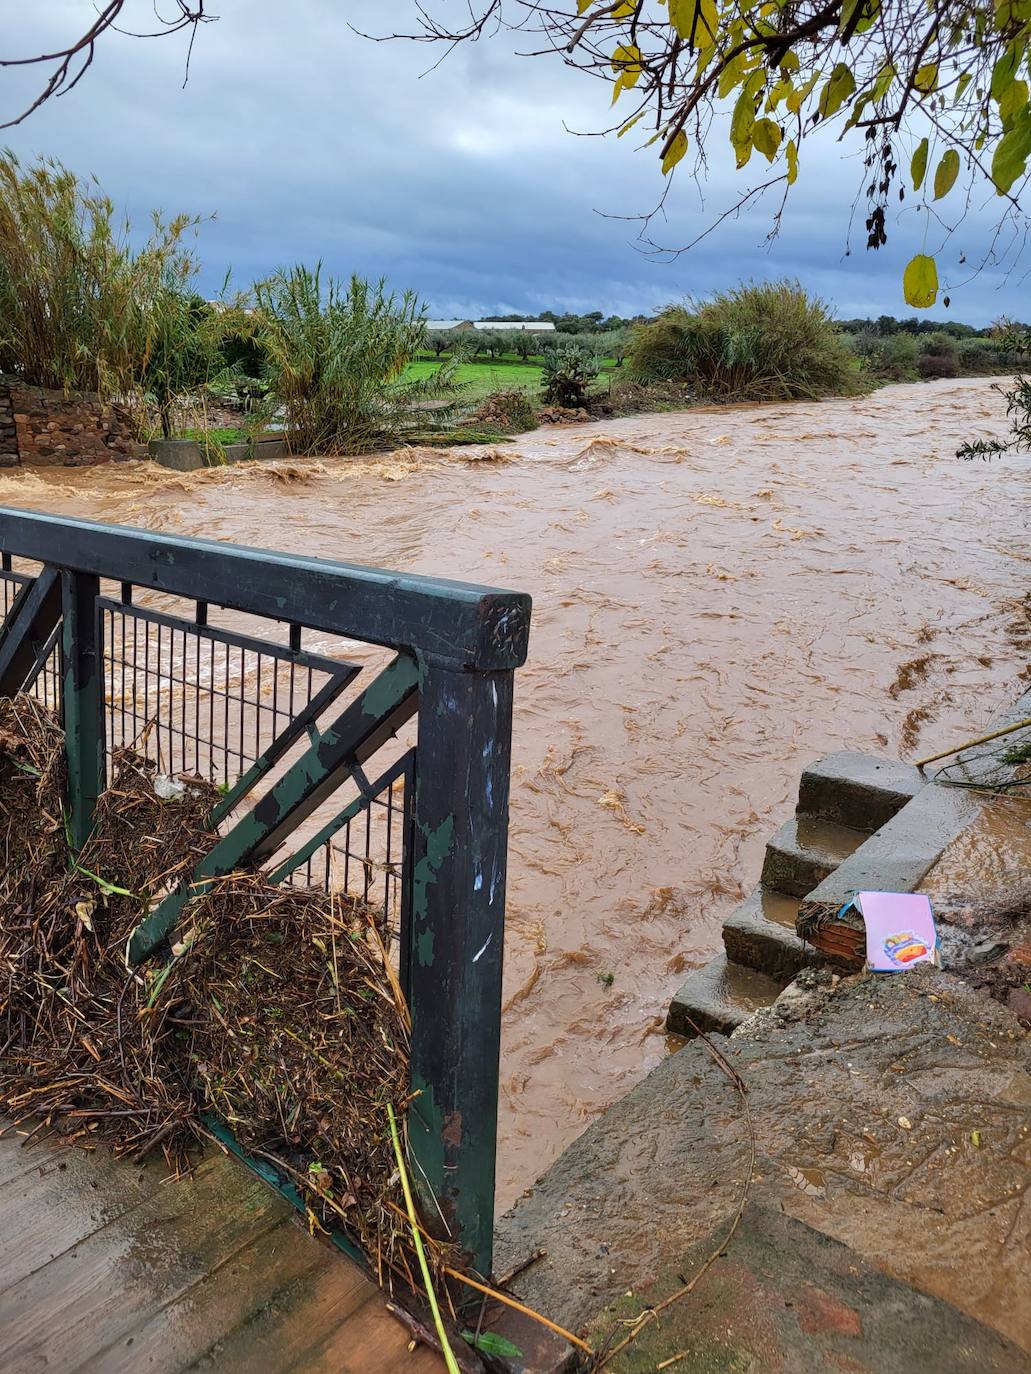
top-left (425, 319), bottom-right (556, 333)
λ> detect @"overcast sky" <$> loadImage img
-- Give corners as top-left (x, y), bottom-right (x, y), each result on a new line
top-left (1, 1), bottom-right (1022, 324)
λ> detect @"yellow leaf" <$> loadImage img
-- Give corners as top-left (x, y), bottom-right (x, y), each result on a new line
top-left (992, 108), bottom-right (1031, 192)
top-left (911, 137), bottom-right (928, 191)
top-left (914, 63), bottom-right (939, 93)
top-left (661, 130), bottom-right (689, 175)
top-left (612, 43), bottom-right (642, 87)
top-left (617, 111), bottom-right (646, 138)
top-left (766, 76), bottom-right (794, 111)
top-left (730, 85), bottom-right (757, 148)
top-left (997, 77), bottom-right (1028, 127)
top-left (991, 43), bottom-right (1021, 100)
top-left (871, 61), bottom-right (896, 102)
top-left (903, 253), bottom-right (939, 308)
top-left (752, 117), bottom-right (783, 160)
top-left (786, 136), bottom-right (798, 184)
top-left (818, 63), bottom-right (856, 117)
top-left (786, 69), bottom-right (821, 114)
top-left (670, 0), bottom-right (719, 47)
top-left (933, 148), bottom-right (960, 199)
top-left (718, 52), bottom-right (747, 99)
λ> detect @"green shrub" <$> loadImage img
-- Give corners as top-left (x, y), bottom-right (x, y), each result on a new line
top-left (916, 351), bottom-right (959, 379)
top-left (955, 338), bottom-right (992, 373)
top-left (541, 344), bottom-right (599, 408)
top-left (919, 331), bottom-right (958, 359)
top-left (628, 282), bottom-right (853, 400)
top-left (254, 266), bottom-right (460, 455)
top-left (867, 332), bottom-right (919, 380)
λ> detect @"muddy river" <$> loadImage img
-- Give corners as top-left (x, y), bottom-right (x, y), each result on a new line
top-left (2, 377), bottom-right (1028, 1206)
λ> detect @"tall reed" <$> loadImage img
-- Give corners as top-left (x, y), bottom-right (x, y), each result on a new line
top-left (0, 151), bottom-right (199, 398)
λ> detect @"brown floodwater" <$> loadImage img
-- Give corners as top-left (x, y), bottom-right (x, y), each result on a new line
top-left (2, 376), bottom-right (1028, 1207)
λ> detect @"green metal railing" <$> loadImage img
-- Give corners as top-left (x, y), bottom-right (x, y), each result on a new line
top-left (0, 508), bottom-right (531, 1277)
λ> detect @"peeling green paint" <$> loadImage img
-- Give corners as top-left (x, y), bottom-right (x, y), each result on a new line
top-left (411, 814), bottom-right (455, 967)
top-left (362, 652), bottom-right (418, 718)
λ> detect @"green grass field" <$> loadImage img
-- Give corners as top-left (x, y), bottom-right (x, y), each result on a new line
top-left (406, 356), bottom-right (544, 403)
top-left (406, 352), bottom-right (617, 404)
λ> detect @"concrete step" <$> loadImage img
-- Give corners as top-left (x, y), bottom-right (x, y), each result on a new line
top-left (723, 884), bottom-right (807, 981)
top-left (761, 815), bottom-right (867, 899)
top-left (797, 751), bottom-right (924, 832)
top-left (667, 953), bottom-right (784, 1039)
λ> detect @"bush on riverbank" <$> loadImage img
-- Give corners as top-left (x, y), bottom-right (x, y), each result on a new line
top-left (254, 266), bottom-right (461, 454)
top-left (628, 282), bottom-right (855, 402)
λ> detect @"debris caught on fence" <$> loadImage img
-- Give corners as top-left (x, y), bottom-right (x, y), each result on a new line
top-left (0, 693), bottom-right (458, 1298)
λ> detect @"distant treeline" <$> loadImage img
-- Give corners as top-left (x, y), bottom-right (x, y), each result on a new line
top-left (474, 308), bottom-right (1029, 339)
top-left (837, 314), bottom-right (1030, 338)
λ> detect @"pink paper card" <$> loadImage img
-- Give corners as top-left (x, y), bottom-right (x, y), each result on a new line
top-left (856, 891), bottom-right (938, 972)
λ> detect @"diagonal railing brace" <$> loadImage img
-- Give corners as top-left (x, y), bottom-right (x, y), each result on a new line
top-left (127, 652), bottom-right (421, 964)
top-left (0, 566), bottom-right (62, 695)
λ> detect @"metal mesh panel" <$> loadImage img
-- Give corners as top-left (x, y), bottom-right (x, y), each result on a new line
top-left (97, 595), bottom-right (409, 921)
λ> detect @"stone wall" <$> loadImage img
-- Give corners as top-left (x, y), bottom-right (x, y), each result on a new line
top-left (0, 375), bottom-right (141, 466)
top-left (0, 383), bottom-right (16, 466)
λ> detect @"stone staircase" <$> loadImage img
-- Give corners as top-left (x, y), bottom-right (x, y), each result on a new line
top-left (667, 752), bottom-right (924, 1038)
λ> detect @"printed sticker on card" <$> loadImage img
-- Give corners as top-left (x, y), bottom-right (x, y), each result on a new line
top-left (846, 891), bottom-right (939, 972)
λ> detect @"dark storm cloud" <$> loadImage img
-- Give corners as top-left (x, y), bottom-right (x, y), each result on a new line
top-left (2, 0), bottom-right (1019, 323)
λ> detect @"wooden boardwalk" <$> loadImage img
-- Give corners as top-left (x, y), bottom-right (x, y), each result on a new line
top-left (0, 1126), bottom-right (443, 1373)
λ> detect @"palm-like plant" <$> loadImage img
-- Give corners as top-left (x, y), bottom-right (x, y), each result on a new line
top-left (254, 266), bottom-right (460, 455)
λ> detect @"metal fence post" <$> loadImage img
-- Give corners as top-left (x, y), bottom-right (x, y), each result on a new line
top-left (407, 661), bottom-right (514, 1278)
top-left (61, 570), bottom-right (103, 850)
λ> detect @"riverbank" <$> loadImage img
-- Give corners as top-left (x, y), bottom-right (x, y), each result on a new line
top-left (0, 376), bottom-right (1025, 1207)
top-left (497, 692), bottom-right (1030, 1371)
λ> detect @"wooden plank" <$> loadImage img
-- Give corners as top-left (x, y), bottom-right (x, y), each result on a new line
top-left (0, 1151), bottom-right (282, 1368)
top-left (179, 1248), bottom-right (379, 1374)
top-left (290, 1292), bottom-right (446, 1374)
top-left (0, 1140), bottom-right (177, 1294)
top-left (0, 1131), bottom-right (444, 1373)
top-left (74, 1216), bottom-right (325, 1374)
top-left (0, 1131), bottom-right (87, 1190)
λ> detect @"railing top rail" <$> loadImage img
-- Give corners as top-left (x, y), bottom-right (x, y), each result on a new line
top-left (0, 508), bottom-right (531, 671)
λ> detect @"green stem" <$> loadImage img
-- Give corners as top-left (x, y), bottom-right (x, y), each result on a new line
top-left (386, 1102), bottom-right (460, 1374)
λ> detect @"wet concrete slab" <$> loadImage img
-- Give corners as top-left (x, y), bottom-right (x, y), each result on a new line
top-left (586, 1202), bottom-right (1029, 1373)
top-left (496, 968), bottom-right (1030, 1359)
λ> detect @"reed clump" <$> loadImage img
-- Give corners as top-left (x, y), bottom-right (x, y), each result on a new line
top-left (255, 265), bottom-right (462, 455)
top-left (0, 151), bottom-right (200, 399)
top-left (628, 280), bottom-right (856, 401)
